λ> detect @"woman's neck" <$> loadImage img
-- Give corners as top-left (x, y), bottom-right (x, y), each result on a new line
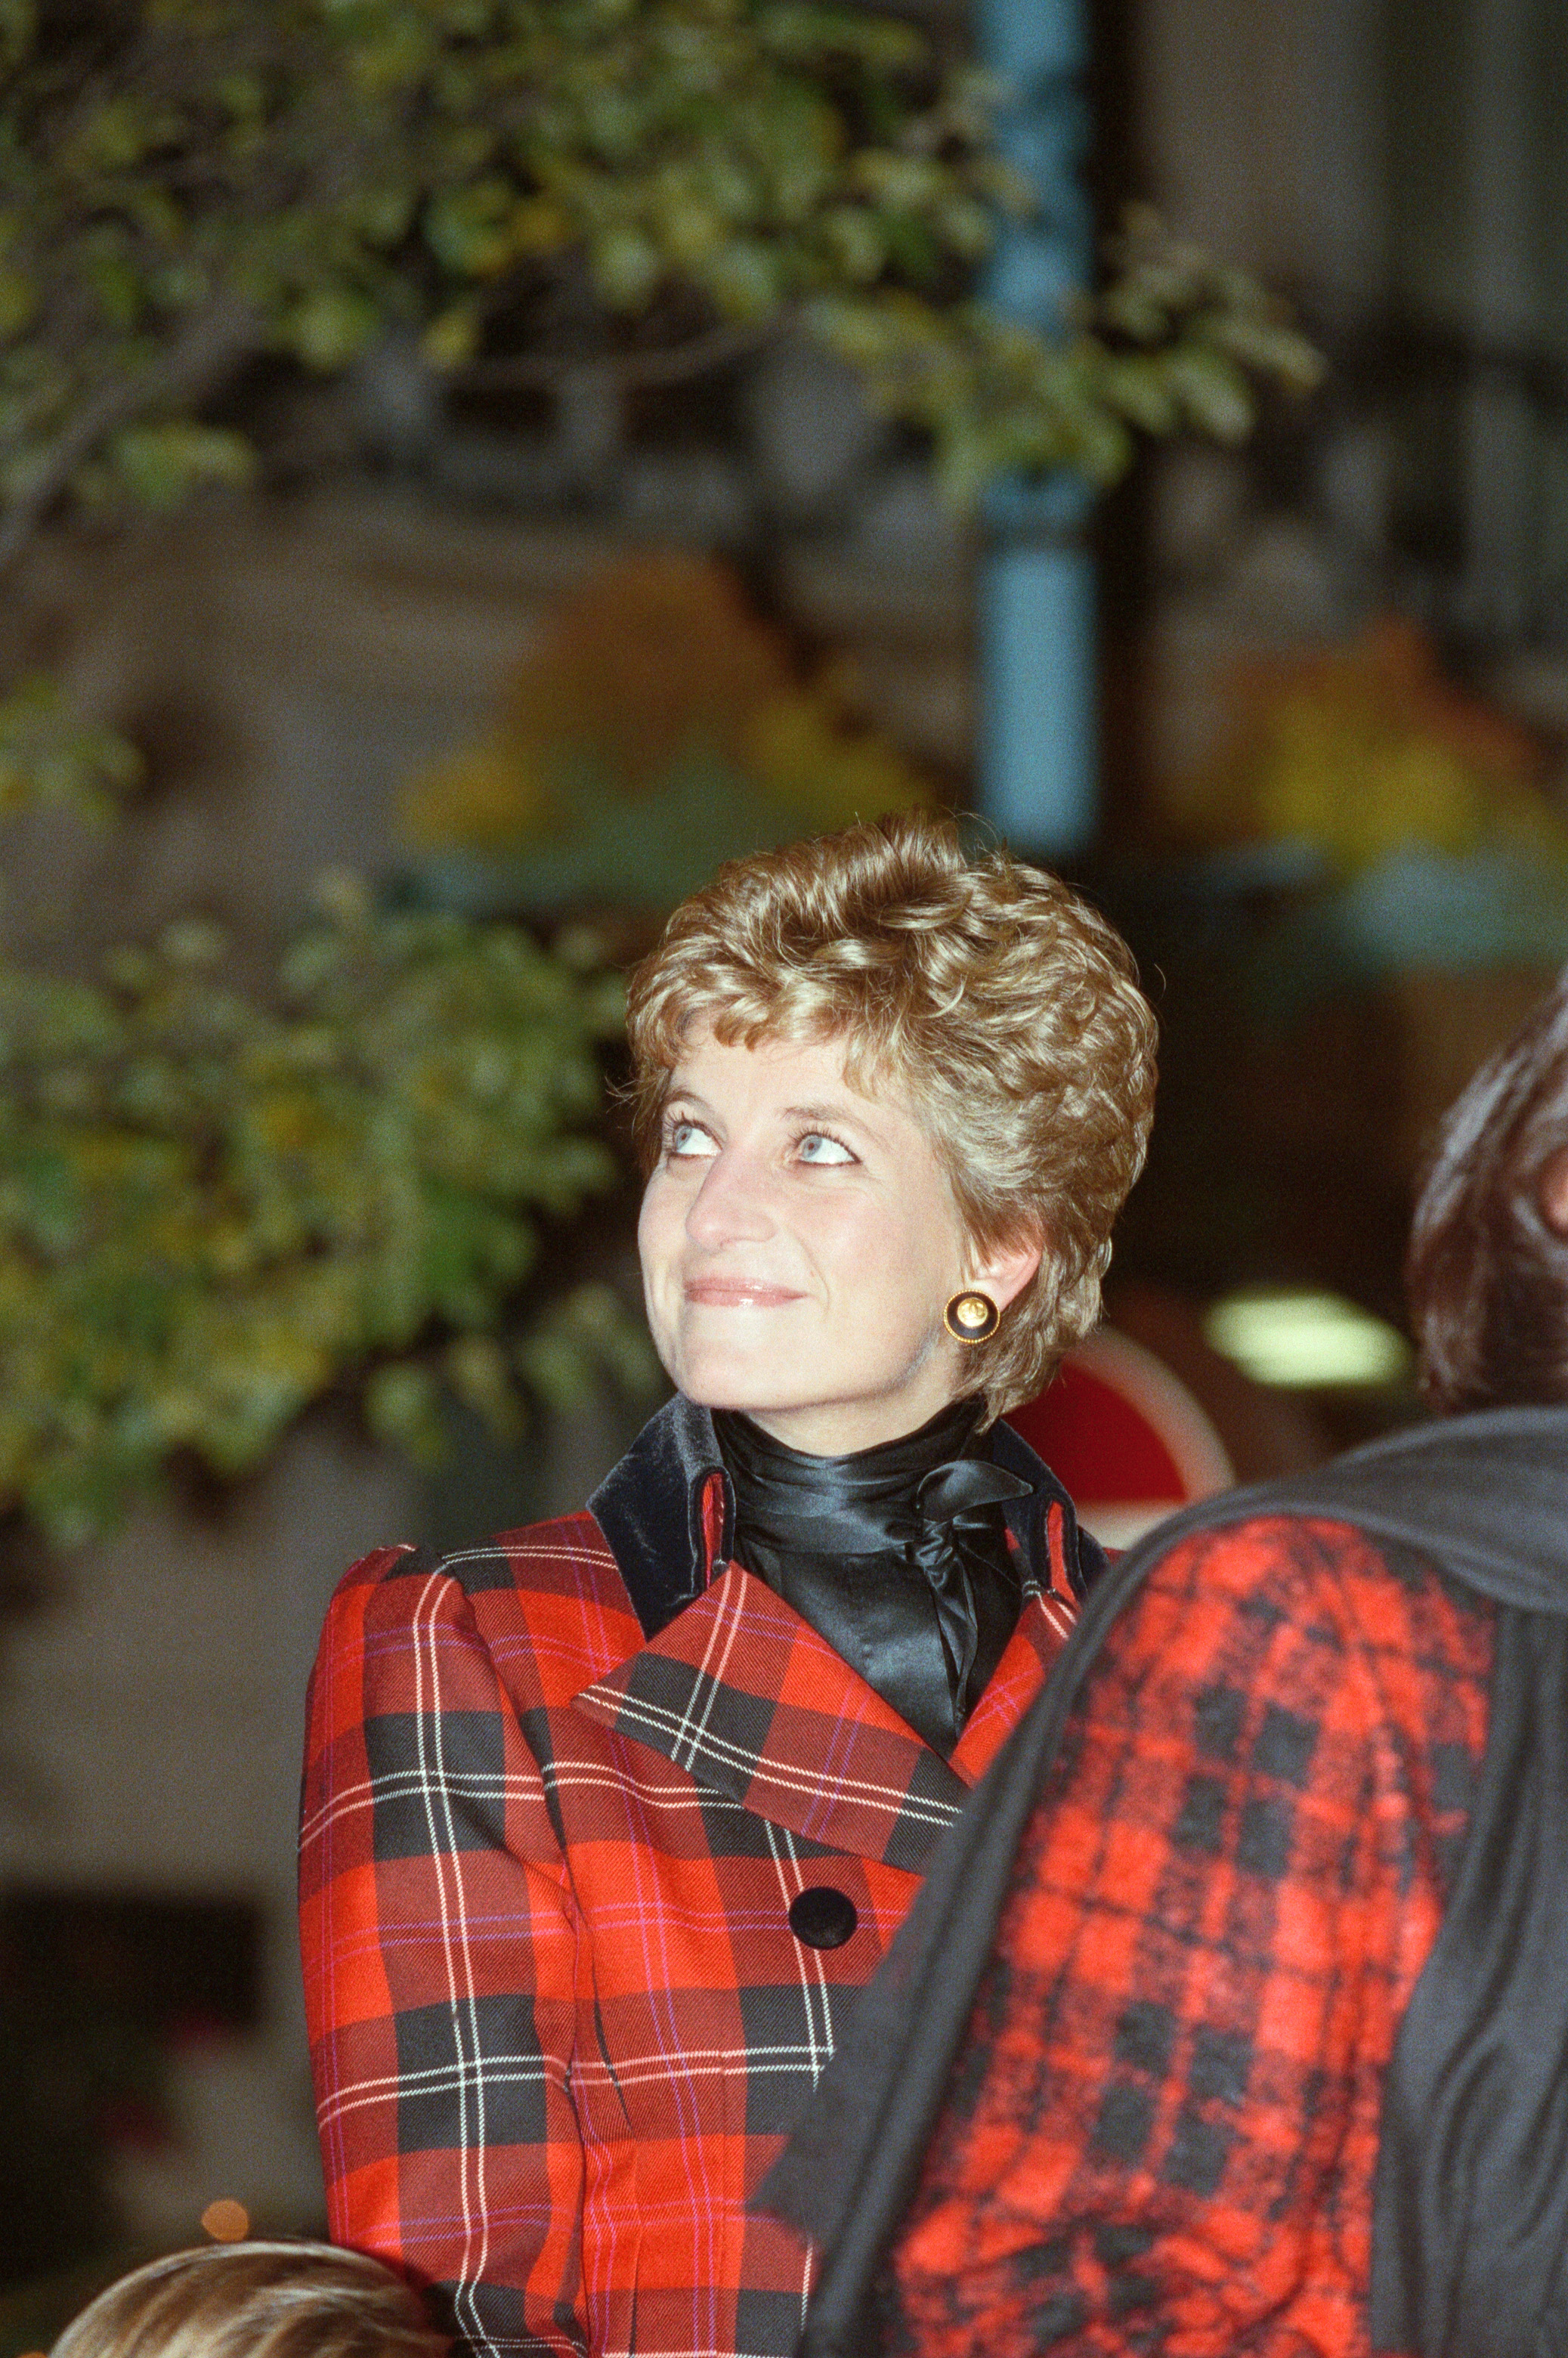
top-left (717, 1395), bottom-right (986, 1480)
top-left (725, 1379), bottom-right (977, 1460)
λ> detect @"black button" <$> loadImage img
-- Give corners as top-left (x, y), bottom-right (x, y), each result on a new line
top-left (788, 1886), bottom-right (858, 1950)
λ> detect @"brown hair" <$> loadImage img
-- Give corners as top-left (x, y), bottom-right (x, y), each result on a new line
top-left (625, 809), bottom-right (1158, 1415)
top-left (1406, 966), bottom-right (1568, 1413)
top-left (50, 2242), bottom-right (442, 2358)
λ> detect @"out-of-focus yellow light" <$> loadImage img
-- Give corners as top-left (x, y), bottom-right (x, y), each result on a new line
top-left (201, 2198), bottom-right (249, 2242)
top-left (1203, 1289), bottom-right (1412, 1390)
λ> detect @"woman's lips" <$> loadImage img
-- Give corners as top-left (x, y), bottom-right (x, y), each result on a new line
top-left (683, 1277), bottom-right (806, 1307)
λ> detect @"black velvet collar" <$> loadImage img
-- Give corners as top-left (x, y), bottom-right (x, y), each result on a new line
top-left (588, 1391), bottom-right (1103, 1641)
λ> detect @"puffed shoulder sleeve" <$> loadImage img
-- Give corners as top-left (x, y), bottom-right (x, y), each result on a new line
top-left (299, 1545), bottom-right (586, 2357)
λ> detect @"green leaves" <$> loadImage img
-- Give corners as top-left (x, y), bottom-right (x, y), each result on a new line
top-left (0, 894), bottom-right (645, 1544)
top-left (96, 419), bottom-right (255, 507)
top-left (0, 1), bottom-right (1320, 555)
top-left (804, 203), bottom-right (1322, 503)
top-left (284, 286), bottom-right (383, 370)
top-left (0, 677), bottom-right (143, 818)
top-left (425, 179), bottom-right (520, 277)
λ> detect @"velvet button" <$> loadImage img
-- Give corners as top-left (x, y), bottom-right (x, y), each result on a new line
top-left (788, 1886), bottom-right (858, 1950)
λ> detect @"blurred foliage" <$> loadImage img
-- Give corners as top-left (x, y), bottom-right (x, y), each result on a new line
top-left (0, 869), bottom-right (656, 1546)
top-left (812, 206), bottom-right (1322, 503)
top-left (1167, 617), bottom-right (1568, 1007)
top-left (401, 551), bottom-right (934, 908)
top-left (0, 0), bottom-right (1322, 1537)
top-left (0, 674), bottom-right (144, 821)
top-left (0, 0), bottom-right (1320, 556)
top-left (1179, 618), bottom-right (1567, 874)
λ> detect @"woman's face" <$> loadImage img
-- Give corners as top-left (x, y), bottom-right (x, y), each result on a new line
top-left (638, 1026), bottom-right (1037, 1456)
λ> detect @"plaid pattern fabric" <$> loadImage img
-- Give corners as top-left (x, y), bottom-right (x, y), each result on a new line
top-left (300, 1422), bottom-right (1081, 2358)
top-left (880, 1515), bottom-right (1497, 2358)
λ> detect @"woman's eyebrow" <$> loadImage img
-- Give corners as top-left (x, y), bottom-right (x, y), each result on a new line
top-left (660, 1089), bottom-right (887, 1143)
top-left (781, 1100), bottom-right (886, 1142)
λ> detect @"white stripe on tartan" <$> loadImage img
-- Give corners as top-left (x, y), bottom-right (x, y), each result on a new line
top-left (431, 1527), bottom-right (615, 1576)
top-left (1038, 1592), bottom-right (1075, 1642)
top-left (763, 1823), bottom-right (836, 2087)
top-left (319, 2031), bottom-right (853, 2131)
top-left (305, 1734), bottom-right (911, 1862)
top-left (598, 1689), bottom-right (964, 1827)
top-left (666, 1574), bottom-right (751, 1772)
top-left (314, 2057), bottom-right (549, 2131)
top-left (411, 1567), bottom-right (499, 2358)
top-left (572, 2041), bottom-right (846, 2084)
top-left (305, 1754), bottom-right (746, 1850)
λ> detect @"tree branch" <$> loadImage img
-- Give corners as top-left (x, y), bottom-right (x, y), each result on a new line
top-left (0, 291), bottom-right (260, 575)
top-left (453, 314), bottom-right (778, 398)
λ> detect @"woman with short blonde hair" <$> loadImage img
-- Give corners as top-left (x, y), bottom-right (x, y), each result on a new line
top-left (302, 810), bottom-right (1155, 2358)
top-left (628, 812), bottom-right (1156, 1413)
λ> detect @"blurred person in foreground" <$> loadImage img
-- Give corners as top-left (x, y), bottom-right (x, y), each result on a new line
top-left (299, 812), bottom-right (1156, 2358)
top-left (48, 2242), bottom-right (442, 2358)
top-left (767, 970), bottom-right (1568, 2357)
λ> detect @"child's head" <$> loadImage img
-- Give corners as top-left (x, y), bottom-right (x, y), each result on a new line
top-left (49, 2242), bottom-right (443, 2358)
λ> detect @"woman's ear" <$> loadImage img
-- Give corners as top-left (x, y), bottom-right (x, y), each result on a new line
top-left (970, 1231), bottom-right (1044, 1314)
top-left (1539, 1144), bottom-right (1568, 1236)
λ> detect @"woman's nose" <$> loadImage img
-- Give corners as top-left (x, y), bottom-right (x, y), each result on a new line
top-left (683, 1150), bottom-right (775, 1246)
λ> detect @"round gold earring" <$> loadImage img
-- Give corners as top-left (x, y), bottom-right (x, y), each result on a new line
top-left (943, 1290), bottom-right (1000, 1345)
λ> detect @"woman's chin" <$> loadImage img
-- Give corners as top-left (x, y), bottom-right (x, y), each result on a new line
top-left (667, 1343), bottom-right (805, 1419)
top-left (677, 1369), bottom-right (794, 1418)
top-left (660, 1326), bottom-right (779, 1403)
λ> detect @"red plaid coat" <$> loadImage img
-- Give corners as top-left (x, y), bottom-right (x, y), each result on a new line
top-left (880, 1515), bottom-right (1497, 2358)
top-left (299, 1395), bottom-right (1093, 2358)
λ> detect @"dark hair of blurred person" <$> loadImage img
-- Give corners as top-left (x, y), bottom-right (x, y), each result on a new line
top-left (1407, 969), bottom-right (1568, 1410)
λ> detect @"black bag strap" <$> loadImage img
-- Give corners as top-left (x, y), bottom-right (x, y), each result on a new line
top-left (761, 1405), bottom-right (1568, 2358)
top-left (1368, 1601), bottom-right (1568, 2358)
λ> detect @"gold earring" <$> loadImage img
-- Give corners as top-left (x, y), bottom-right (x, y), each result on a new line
top-left (944, 1290), bottom-right (1000, 1345)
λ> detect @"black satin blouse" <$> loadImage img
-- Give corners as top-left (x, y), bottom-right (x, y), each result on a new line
top-left (713, 1397), bottom-right (1033, 1757)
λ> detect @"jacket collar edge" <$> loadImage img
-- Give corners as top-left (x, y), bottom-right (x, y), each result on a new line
top-left (588, 1392), bottom-right (735, 1639)
top-left (587, 1393), bottom-right (1096, 1641)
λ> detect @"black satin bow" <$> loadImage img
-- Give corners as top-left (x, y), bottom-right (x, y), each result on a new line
top-left (713, 1400), bottom-right (1033, 1755)
top-left (909, 1456), bottom-right (1035, 1723)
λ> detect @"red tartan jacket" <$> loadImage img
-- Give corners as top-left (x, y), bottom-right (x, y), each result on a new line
top-left (880, 1515), bottom-right (1497, 2358)
top-left (299, 1394), bottom-right (1093, 2358)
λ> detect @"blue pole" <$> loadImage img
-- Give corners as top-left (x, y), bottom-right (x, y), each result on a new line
top-left (974, 0), bottom-right (1096, 862)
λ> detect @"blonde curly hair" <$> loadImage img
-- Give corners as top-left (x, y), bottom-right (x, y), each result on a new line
top-left (626, 809), bottom-right (1157, 1418)
top-left (50, 2242), bottom-right (442, 2358)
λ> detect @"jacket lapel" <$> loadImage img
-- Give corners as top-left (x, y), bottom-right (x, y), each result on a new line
top-left (573, 1564), bottom-right (972, 1874)
top-left (576, 1393), bottom-right (1093, 1868)
top-left (587, 1392), bottom-right (733, 1639)
top-left (951, 1584), bottom-right (1073, 1781)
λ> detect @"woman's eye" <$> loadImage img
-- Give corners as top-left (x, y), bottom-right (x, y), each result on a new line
top-left (666, 1119), bottom-right (717, 1159)
top-left (796, 1132), bottom-right (854, 1165)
